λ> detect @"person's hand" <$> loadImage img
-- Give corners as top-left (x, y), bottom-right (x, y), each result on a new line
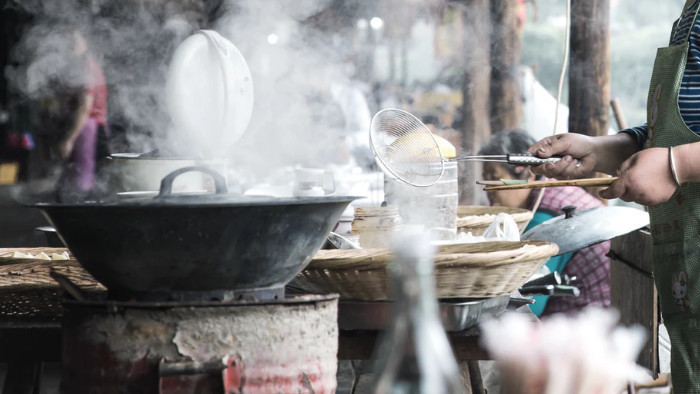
top-left (58, 138), bottom-right (75, 159)
top-left (524, 133), bottom-right (598, 179)
top-left (599, 147), bottom-right (676, 206)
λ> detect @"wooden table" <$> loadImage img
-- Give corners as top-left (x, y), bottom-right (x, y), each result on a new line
top-left (339, 327), bottom-right (489, 360)
top-left (336, 304), bottom-right (535, 394)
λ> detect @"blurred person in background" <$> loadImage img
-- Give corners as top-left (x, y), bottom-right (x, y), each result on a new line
top-left (304, 60), bottom-right (373, 171)
top-left (32, 27), bottom-right (110, 201)
top-left (479, 129), bottom-right (610, 317)
top-left (422, 104), bottom-right (461, 153)
top-left (330, 59), bottom-right (374, 171)
top-left (55, 28), bottom-right (110, 198)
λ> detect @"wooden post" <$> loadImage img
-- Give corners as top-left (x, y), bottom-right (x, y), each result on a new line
top-left (459, 0), bottom-right (491, 205)
top-left (489, 0), bottom-right (523, 134)
top-left (569, 0), bottom-right (610, 137)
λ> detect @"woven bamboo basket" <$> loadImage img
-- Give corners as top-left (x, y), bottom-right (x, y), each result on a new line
top-left (0, 248), bottom-right (104, 291)
top-left (456, 206), bottom-right (534, 236)
top-left (294, 240), bottom-right (559, 300)
top-left (0, 248), bottom-right (105, 320)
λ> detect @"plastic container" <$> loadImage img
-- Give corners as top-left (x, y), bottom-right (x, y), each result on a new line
top-left (351, 205), bottom-right (402, 249)
top-left (293, 168), bottom-right (335, 197)
top-left (384, 162), bottom-right (458, 240)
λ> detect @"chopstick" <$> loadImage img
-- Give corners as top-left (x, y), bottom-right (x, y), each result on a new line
top-left (476, 180), bottom-right (509, 186)
top-left (482, 177), bottom-right (618, 191)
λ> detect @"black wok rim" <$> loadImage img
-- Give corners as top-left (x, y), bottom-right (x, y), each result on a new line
top-left (31, 195), bottom-right (362, 208)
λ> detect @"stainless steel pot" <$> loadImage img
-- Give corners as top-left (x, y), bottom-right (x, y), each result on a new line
top-left (107, 153), bottom-right (227, 193)
top-left (33, 166), bottom-right (358, 300)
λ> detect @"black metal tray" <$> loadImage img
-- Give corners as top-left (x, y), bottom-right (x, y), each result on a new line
top-left (337, 295), bottom-right (510, 332)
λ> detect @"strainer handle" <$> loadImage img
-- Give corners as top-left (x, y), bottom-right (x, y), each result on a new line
top-left (445, 154), bottom-right (563, 165)
top-left (506, 154), bottom-right (562, 166)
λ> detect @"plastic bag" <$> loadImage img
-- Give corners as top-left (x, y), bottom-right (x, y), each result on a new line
top-left (482, 212), bottom-right (520, 241)
top-left (449, 212), bottom-right (521, 244)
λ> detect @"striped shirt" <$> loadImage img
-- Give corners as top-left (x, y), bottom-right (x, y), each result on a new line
top-left (622, 0), bottom-right (700, 148)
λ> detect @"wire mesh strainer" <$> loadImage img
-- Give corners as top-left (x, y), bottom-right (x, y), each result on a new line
top-left (369, 108), bottom-right (564, 187)
top-left (369, 108), bottom-right (446, 187)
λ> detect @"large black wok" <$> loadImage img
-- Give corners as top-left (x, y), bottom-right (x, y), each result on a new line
top-left (33, 167), bottom-right (357, 300)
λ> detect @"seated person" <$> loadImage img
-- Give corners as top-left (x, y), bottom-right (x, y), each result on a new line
top-left (479, 129), bottom-right (610, 316)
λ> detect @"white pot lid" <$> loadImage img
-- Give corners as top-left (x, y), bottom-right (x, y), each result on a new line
top-left (165, 30), bottom-right (254, 151)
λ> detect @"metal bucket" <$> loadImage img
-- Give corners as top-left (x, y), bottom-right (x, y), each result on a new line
top-left (384, 161), bottom-right (458, 240)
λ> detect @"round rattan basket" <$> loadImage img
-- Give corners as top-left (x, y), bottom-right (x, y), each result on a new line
top-left (293, 240), bottom-right (559, 300)
top-left (456, 206), bottom-right (534, 236)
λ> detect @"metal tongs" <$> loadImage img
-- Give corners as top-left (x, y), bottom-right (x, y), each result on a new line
top-left (449, 153), bottom-right (562, 165)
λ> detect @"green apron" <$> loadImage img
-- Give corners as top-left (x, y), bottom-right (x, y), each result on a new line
top-left (647, 1), bottom-right (700, 391)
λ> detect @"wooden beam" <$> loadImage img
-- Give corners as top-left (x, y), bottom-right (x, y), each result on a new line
top-left (459, 0), bottom-right (491, 205)
top-left (569, 0), bottom-right (611, 137)
top-left (489, 0), bottom-right (523, 134)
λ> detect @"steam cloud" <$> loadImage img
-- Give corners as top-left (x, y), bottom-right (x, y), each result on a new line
top-left (6, 0), bottom-right (366, 189)
top-left (7, 0), bottom-right (204, 151)
top-left (215, 0), bottom-right (362, 178)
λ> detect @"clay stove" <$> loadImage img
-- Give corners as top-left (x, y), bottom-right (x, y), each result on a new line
top-left (59, 290), bottom-right (338, 394)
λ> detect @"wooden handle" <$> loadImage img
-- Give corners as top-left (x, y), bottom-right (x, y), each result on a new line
top-left (611, 98), bottom-right (628, 130)
top-left (483, 177), bottom-right (617, 191)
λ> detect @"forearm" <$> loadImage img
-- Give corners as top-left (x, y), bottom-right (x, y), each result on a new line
top-left (591, 133), bottom-right (639, 175)
top-left (670, 141), bottom-right (700, 184)
top-left (65, 94), bottom-right (93, 144)
top-left (66, 110), bottom-right (89, 143)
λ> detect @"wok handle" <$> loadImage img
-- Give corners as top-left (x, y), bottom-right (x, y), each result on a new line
top-left (519, 284), bottom-right (581, 297)
top-left (522, 271), bottom-right (561, 288)
top-left (158, 166), bottom-right (228, 196)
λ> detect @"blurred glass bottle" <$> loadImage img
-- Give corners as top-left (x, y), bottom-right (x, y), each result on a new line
top-left (371, 232), bottom-right (465, 394)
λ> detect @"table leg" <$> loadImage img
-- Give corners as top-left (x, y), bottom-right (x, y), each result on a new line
top-left (3, 361), bottom-right (42, 394)
top-left (467, 360), bottom-right (485, 394)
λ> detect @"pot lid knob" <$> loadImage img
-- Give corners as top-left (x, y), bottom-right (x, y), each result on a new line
top-left (562, 205), bottom-right (577, 219)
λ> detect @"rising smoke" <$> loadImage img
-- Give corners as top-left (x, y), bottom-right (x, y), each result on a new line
top-left (6, 0), bottom-right (364, 187)
top-left (214, 0), bottom-right (363, 178)
top-left (6, 0), bottom-right (205, 152)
